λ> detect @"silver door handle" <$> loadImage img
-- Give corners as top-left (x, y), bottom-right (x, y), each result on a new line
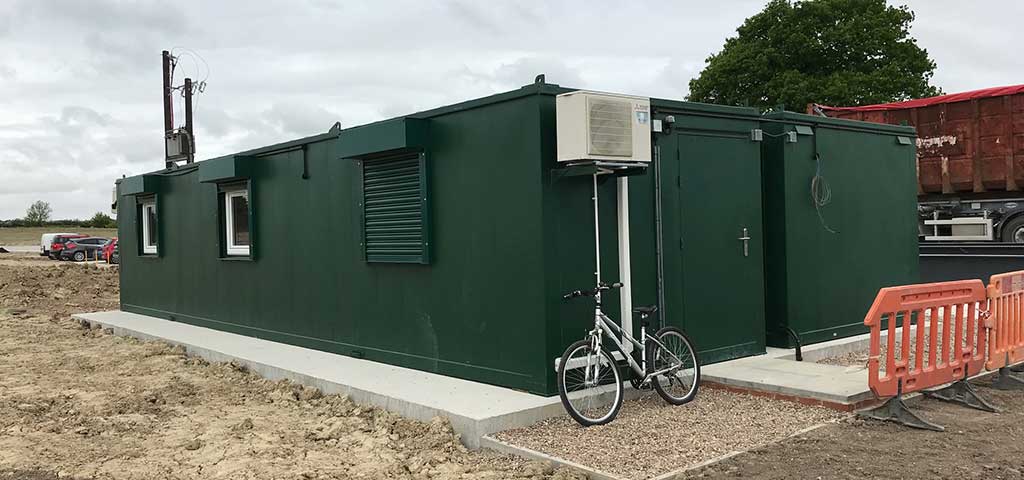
top-left (738, 227), bottom-right (750, 257)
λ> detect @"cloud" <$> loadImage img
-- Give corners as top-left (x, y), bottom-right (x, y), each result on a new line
top-left (492, 57), bottom-right (585, 89)
top-left (262, 103), bottom-right (340, 137)
top-left (0, 0), bottom-right (1021, 219)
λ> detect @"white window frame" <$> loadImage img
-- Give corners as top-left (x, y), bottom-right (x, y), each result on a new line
top-left (141, 201), bottom-right (157, 255)
top-left (224, 189), bottom-right (251, 256)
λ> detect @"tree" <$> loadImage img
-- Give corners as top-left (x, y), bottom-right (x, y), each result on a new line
top-left (86, 212), bottom-right (117, 228)
top-left (24, 201), bottom-right (52, 226)
top-left (687, 0), bottom-right (941, 111)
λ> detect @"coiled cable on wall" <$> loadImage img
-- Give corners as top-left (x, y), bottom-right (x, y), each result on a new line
top-left (811, 153), bottom-right (839, 234)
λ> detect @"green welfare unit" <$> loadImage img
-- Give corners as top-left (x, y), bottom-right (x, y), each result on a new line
top-left (635, 101), bottom-right (768, 364)
top-left (759, 111), bottom-right (919, 347)
top-left (119, 81), bottom-right (908, 395)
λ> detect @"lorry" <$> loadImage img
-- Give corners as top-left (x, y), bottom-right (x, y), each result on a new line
top-left (813, 84), bottom-right (1024, 243)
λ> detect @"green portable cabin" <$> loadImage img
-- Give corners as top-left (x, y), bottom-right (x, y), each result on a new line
top-left (118, 81), bottom-right (912, 395)
top-left (116, 81), bottom-right (779, 395)
top-left (759, 111), bottom-right (919, 347)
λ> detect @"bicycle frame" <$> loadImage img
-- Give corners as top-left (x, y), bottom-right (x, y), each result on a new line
top-left (571, 173), bottom-right (688, 387)
top-left (588, 305), bottom-right (687, 384)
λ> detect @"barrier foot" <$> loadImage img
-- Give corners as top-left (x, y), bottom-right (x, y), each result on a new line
top-left (924, 373), bottom-right (999, 413)
top-left (1010, 364), bottom-right (1024, 374)
top-left (858, 381), bottom-right (944, 432)
top-left (991, 367), bottom-right (1024, 391)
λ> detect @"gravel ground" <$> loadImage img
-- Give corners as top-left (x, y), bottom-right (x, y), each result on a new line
top-left (817, 310), bottom-right (982, 370)
top-left (495, 388), bottom-right (843, 479)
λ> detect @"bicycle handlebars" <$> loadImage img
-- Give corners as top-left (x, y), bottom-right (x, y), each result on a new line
top-left (562, 282), bottom-right (624, 299)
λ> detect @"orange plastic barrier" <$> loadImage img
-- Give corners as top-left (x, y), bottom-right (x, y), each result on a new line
top-left (864, 280), bottom-right (988, 398)
top-left (986, 270), bottom-right (1024, 370)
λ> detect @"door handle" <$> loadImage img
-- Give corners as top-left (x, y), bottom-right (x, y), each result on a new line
top-left (738, 227), bottom-right (751, 257)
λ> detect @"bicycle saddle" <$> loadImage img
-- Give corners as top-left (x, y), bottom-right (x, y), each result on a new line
top-left (632, 305), bottom-right (658, 316)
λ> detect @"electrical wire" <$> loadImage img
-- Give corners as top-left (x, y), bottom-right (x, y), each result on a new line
top-left (811, 153), bottom-right (839, 234)
top-left (170, 46), bottom-right (210, 83)
top-left (166, 48), bottom-right (210, 130)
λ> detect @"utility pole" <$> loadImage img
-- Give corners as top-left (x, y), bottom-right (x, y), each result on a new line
top-left (161, 50), bottom-right (174, 168)
top-left (184, 77), bottom-right (194, 163)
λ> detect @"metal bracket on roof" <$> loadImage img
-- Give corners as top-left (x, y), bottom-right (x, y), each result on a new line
top-left (794, 125), bottom-right (814, 136)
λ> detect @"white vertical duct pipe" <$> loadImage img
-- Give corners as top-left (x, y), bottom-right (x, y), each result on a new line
top-left (617, 176), bottom-right (633, 353)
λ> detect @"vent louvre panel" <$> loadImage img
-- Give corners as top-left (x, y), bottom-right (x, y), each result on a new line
top-left (361, 153), bottom-right (429, 263)
top-left (588, 97), bottom-right (633, 157)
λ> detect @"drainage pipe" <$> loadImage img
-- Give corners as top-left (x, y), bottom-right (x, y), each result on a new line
top-left (653, 145), bottom-right (667, 330)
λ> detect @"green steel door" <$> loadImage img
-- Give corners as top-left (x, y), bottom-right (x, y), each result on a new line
top-left (664, 129), bottom-right (766, 363)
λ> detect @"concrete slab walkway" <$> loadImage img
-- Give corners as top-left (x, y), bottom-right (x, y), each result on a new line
top-left (703, 334), bottom-right (876, 409)
top-left (703, 354), bottom-right (872, 409)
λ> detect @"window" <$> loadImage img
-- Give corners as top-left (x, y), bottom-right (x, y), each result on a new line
top-left (361, 152), bottom-right (429, 264)
top-left (224, 189), bottom-right (250, 256)
top-left (141, 201), bottom-right (157, 254)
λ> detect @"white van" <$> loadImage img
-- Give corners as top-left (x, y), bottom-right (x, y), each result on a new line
top-left (40, 233), bottom-right (78, 256)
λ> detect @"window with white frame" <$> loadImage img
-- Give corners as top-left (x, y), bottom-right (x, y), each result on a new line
top-left (141, 201), bottom-right (158, 254)
top-left (224, 189), bottom-right (250, 256)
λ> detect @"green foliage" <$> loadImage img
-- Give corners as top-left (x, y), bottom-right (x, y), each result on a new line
top-left (85, 212), bottom-right (117, 228)
top-left (24, 201), bottom-right (52, 226)
top-left (687, 0), bottom-right (941, 111)
top-left (1, 209), bottom-right (117, 228)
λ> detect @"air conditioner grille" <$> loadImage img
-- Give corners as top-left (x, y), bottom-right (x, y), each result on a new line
top-left (587, 97), bottom-right (632, 157)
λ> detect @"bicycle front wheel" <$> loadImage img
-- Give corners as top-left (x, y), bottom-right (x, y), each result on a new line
top-left (647, 326), bottom-right (700, 405)
top-left (557, 339), bottom-right (623, 426)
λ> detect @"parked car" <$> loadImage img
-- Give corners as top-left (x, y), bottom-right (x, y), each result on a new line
top-left (59, 237), bottom-right (109, 262)
top-left (100, 238), bottom-right (117, 261)
top-left (40, 232), bottom-right (79, 257)
top-left (109, 243), bottom-right (119, 265)
top-left (49, 234), bottom-right (88, 259)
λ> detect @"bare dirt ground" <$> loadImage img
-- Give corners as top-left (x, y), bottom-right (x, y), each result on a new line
top-left (0, 253), bottom-right (583, 480)
top-left (4, 250), bottom-right (1024, 480)
top-left (684, 385), bottom-right (1024, 479)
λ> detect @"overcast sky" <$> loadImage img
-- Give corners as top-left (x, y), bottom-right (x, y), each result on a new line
top-left (1, 0), bottom-right (1020, 220)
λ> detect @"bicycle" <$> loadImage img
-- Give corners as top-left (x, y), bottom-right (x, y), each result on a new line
top-left (557, 281), bottom-right (700, 426)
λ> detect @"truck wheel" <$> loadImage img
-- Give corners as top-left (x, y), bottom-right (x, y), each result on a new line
top-left (1001, 216), bottom-right (1024, 243)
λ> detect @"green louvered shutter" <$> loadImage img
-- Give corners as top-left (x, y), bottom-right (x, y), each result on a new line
top-left (360, 152), bottom-right (430, 264)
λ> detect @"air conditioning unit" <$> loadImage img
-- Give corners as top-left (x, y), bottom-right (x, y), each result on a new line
top-left (556, 91), bottom-right (651, 163)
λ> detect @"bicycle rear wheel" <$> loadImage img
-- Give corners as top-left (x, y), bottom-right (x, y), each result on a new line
top-left (646, 326), bottom-right (700, 405)
top-left (557, 339), bottom-right (623, 426)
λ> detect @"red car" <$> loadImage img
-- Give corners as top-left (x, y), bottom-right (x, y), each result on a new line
top-left (49, 234), bottom-right (88, 260)
top-left (102, 238), bottom-right (118, 262)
